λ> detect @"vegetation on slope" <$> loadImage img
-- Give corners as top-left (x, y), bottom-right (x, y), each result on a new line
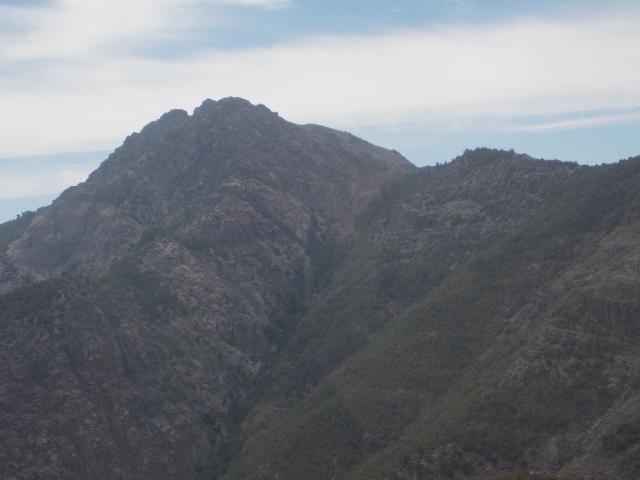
top-left (223, 152), bottom-right (640, 480)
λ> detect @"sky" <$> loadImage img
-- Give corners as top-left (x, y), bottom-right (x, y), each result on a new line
top-left (1, 0), bottom-right (639, 222)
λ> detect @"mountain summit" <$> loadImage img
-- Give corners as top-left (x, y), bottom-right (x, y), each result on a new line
top-left (1, 97), bottom-right (411, 287)
top-left (1, 99), bottom-right (640, 480)
top-left (0, 98), bottom-right (413, 479)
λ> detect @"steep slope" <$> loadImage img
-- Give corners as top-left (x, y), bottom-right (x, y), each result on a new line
top-left (223, 154), bottom-right (640, 480)
top-left (221, 150), bottom-right (582, 479)
top-left (0, 98), bottom-right (412, 479)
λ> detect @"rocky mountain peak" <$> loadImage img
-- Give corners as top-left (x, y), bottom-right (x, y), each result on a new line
top-left (0, 98), bottom-right (412, 287)
top-left (194, 96), bottom-right (277, 117)
top-left (156, 107), bottom-right (190, 124)
top-left (128, 97), bottom-right (279, 150)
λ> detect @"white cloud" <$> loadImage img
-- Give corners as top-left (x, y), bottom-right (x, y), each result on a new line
top-left (0, 3), bottom-right (639, 159)
top-left (506, 110), bottom-right (640, 133)
top-left (0, 0), bottom-right (291, 61)
top-left (220, 0), bottom-right (291, 8)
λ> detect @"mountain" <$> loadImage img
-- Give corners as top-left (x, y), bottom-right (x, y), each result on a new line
top-left (1, 98), bottom-right (639, 480)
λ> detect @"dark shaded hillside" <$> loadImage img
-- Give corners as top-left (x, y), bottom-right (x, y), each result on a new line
top-left (223, 151), bottom-right (583, 475)
top-left (1, 98), bottom-right (639, 480)
top-left (224, 154), bottom-right (640, 480)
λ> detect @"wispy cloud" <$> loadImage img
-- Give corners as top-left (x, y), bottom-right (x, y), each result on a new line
top-left (0, 3), bottom-right (639, 158)
top-left (506, 109), bottom-right (640, 133)
top-left (222, 0), bottom-right (291, 8)
top-left (0, 0), bottom-right (292, 61)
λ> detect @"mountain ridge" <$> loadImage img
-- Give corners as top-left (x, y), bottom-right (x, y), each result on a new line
top-left (1, 98), bottom-right (639, 480)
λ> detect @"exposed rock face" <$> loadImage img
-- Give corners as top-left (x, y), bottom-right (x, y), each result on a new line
top-left (1, 98), bottom-right (640, 480)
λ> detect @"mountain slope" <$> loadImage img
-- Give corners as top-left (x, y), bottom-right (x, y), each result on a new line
top-left (0, 98), bottom-right (412, 479)
top-left (224, 155), bottom-right (640, 480)
top-left (346, 158), bottom-right (640, 480)
top-left (1, 98), bottom-right (639, 480)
